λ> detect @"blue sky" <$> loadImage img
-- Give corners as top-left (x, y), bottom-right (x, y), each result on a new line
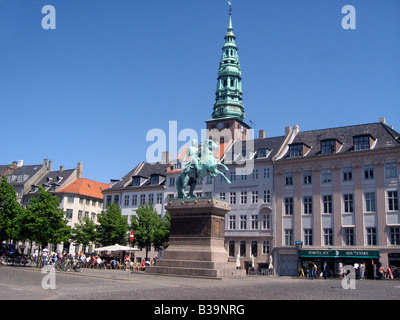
top-left (1, 0), bottom-right (399, 183)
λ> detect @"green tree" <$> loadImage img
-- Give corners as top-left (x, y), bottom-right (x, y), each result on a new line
top-left (71, 216), bottom-right (97, 251)
top-left (0, 176), bottom-right (23, 243)
top-left (97, 203), bottom-right (129, 246)
top-left (130, 203), bottom-right (170, 260)
top-left (21, 186), bottom-right (71, 249)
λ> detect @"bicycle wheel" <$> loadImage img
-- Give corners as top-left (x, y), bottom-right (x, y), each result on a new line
top-left (74, 261), bottom-right (84, 272)
top-left (25, 257), bottom-right (33, 267)
top-left (62, 260), bottom-right (72, 272)
top-left (6, 256), bottom-right (14, 266)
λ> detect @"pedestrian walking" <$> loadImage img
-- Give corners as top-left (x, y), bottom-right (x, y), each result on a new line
top-left (323, 261), bottom-right (328, 279)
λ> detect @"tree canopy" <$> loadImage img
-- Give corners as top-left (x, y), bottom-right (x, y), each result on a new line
top-left (97, 203), bottom-right (129, 246)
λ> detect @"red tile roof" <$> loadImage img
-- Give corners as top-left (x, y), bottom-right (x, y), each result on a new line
top-left (55, 178), bottom-right (110, 199)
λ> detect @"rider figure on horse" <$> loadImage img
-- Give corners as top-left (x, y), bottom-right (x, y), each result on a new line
top-left (182, 139), bottom-right (201, 178)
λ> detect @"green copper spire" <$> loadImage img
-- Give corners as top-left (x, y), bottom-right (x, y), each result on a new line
top-left (211, 9), bottom-right (245, 121)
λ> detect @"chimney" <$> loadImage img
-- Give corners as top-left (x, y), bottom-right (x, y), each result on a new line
top-left (17, 160), bottom-right (23, 167)
top-left (48, 160), bottom-right (53, 171)
top-left (285, 126), bottom-right (292, 137)
top-left (43, 158), bottom-right (48, 166)
top-left (161, 151), bottom-right (170, 164)
top-left (59, 165), bottom-right (65, 172)
top-left (379, 117), bottom-right (386, 124)
top-left (293, 125), bottom-right (300, 134)
top-left (77, 162), bottom-right (83, 179)
top-left (259, 129), bottom-right (266, 139)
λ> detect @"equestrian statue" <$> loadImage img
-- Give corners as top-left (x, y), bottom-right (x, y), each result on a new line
top-left (176, 139), bottom-right (231, 199)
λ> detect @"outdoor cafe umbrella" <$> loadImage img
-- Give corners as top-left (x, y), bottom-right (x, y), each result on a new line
top-left (94, 244), bottom-right (140, 252)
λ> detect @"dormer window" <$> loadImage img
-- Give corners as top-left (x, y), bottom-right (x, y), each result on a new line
top-left (132, 177), bottom-right (141, 186)
top-left (150, 175), bottom-right (159, 185)
top-left (257, 148), bottom-right (270, 159)
top-left (353, 135), bottom-right (373, 151)
top-left (320, 139), bottom-right (342, 154)
top-left (289, 143), bottom-right (309, 158)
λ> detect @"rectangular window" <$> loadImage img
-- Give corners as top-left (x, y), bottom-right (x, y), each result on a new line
top-left (343, 167), bottom-right (353, 181)
top-left (239, 215), bottom-right (247, 230)
top-left (343, 194), bottom-right (354, 213)
top-left (148, 193), bottom-right (154, 204)
top-left (66, 209), bottom-right (73, 219)
top-left (219, 192), bottom-right (226, 201)
top-left (124, 195), bottom-right (130, 206)
top-left (363, 164), bottom-right (375, 180)
top-left (113, 195), bottom-right (119, 205)
top-left (303, 196), bottom-right (313, 215)
top-left (229, 215), bottom-right (236, 230)
top-left (262, 240), bottom-right (270, 255)
top-left (251, 191), bottom-right (258, 204)
top-left (169, 177), bottom-right (175, 187)
top-left (240, 241), bottom-right (246, 257)
top-left (228, 241), bottom-right (235, 257)
top-left (251, 241), bottom-right (258, 257)
top-left (284, 197), bottom-right (294, 215)
top-left (303, 170), bottom-right (312, 185)
top-left (157, 193), bottom-right (162, 204)
top-left (284, 229), bottom-right (293, 246)
top-left (132, 194), bottom-right (138, 206)
top-left (240, 191), bottom-right (247, 204)
top-left (386, 161), bottom-right (398, 179)
top-left (140, 194), bottom-right (146, 205)
top-left (252, 169), bottom-right (258, 179)
top-left (289, 144), bottom-right (303, 158)
top-left (263, 190), bottom-right (270, 203)
top-left (344, 228), bottom-right (355, 246)
top-left (366, 227), bottom-right (377, 246)
top-left (230, 192), bottom-right (236, 205)
top-left (284, 172), bottom-right (293, 186)
top-left (261, 214), bottom-right (271, 230)
top-left (321, 168), bottom-right (332, 183)
top-left (323, 195), bottom-right (333, 214)
top-left (354, 136), bottom-right (370, 151)
top-left (251, 215), bottom-right (258, 229)
top-left (321, 140), bottom-right (336, 154)
top-left (323, 228), bottom-right (333, 246)
top-left (365, 192), bottom-right (376, 212)
top-left (304, 229), bottom-right (313, 246)
top-left (389, 227), bottom-right (400, 245)
top-left (388, 191), bottom-right (399, 211)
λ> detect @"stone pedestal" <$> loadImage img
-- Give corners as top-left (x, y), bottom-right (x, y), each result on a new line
top-left (146, 198), bottom-right (245, 279)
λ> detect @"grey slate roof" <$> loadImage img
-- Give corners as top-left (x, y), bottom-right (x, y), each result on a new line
top-left (24, 169), bottom-right (75, 195)
top-left (6, 164), bottom-right (46, 186)
top-left (104, 162), bottom-right (170, 192)
top-left (282, 122), bottom-right (400, 159)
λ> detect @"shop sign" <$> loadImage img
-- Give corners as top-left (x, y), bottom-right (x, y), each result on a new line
top-left (298, 249), bottom-right (379, 259)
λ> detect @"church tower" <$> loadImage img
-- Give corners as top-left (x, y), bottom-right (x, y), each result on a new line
top-left (205, 5), bottom-right (251, 141)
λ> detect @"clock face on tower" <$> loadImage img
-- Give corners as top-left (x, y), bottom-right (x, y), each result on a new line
top-left (217, 122), bottom-right (224, 130)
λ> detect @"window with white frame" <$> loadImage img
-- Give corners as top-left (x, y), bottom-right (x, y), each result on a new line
top-left (284, 229), bottom-right (293, 246)
top-left (323, 228), bottom-right (333, 246)
top-left (304, 229), bottom-right (313, 246)
top-left (366, 227), bottom-right (377, 246)
top-left (389, 227), bottom-right (400, 245)
top-left (240, 191), bottom-right (247, 204)
top-left (342, 166), bottom-right (353, 182)
top-left (132, 194), bottom-right (138, 206)
top-left (262, 240), bottom-right (270, 255)
top-left (284, 197), bottom-right (294, 215)
top-left (363, 164), bottom-right (375, 180)
top-left (124, 195), bottom-right (130, 206)
top-left (230, 192), bottom-right (236, 205)
top-left (343, 228), bottom-right (355, 246)
top-left (229, 215), bottom-right (236, 230)
top-left (321, 168), bottom-right (332, 183)
top-left (284, 172), bottom-right (293, 186)
top-left (239, 215), bottom-right (247, 230)
top-left (303, 196), bottom-right (313, 215)
top-left (323, 195), bottom-right (333, 214)
top-left (219, 192), bottom-right (226, 201)
top-left (343, 194), bottom-right (354, 213)
top-left (251, 191), bottom-right (258, 204)
top-left (303, 170), bottom-right (312, 185)
top-left (251, 215), bottom-right (258, 229)
top-left (364, 192), bottom-right (376, 212)
top-left (263, 190), bottom-right (270, 203)
top-left (262, 214), bottom-right (271, 230)
top-left (386, 161), bottom-right (398, 179)
top-left (387, 190), bottom-right (399, 211)
top-left (157, 193), bottom-right (162, 204)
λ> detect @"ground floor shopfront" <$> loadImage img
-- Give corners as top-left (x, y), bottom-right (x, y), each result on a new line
top-left (274, 246), bottom-right (400, 278)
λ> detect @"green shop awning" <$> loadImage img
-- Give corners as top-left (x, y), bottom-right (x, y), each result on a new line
top-left (298, 249), bottom-right (379, 259)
